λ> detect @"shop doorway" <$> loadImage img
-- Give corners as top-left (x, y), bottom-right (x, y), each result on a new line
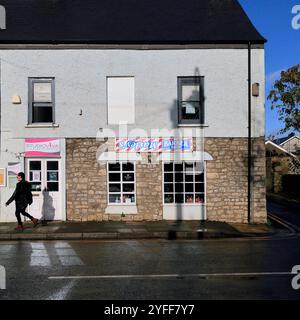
top-left (25, 158), bottom-right (62, 221)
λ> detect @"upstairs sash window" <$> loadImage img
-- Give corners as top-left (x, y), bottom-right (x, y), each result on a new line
top-left (29, 78), bottom-right (55, 124)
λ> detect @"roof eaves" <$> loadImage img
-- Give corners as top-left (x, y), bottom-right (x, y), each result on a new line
top-left (279, 135), bottom-right (300, 146)
top-left (266, 140), bottom-right (297, 158)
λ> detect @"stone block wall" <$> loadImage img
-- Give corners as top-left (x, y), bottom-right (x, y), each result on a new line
top-left (266, 155), bottom-right (293, 193)
top-left (66, 139), bottom-right (107, 221)
top-left (66, 137), bottom-right (266, 224)
top-left (136, 163), bottom-right (163, 221)
top-left (252, 138), bottom-right (267, 223)
top-left (205, 137), bottom-right (266, 223)
top-left (66, 138), bottom-right (162, 221)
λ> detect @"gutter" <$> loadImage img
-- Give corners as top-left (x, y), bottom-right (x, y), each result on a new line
top-left (248, 42), bottom-right (252, 223)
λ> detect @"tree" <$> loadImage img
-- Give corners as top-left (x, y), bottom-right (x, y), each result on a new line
top-left (268, 64), bottom-right (300, 133)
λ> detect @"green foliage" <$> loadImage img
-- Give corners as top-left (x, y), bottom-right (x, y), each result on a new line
top-left (268, 64), bottom-right (300, 133)
top-left (266, 219), bottom-right (273, 227)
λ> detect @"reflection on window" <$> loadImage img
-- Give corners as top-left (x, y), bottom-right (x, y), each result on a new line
top-left (108, 162), bottom-right (136, 205)
top-left (29, 78), bottom-right (55, 124)
top-left (163, 162), bottom-right (205, 204)
top-left (178, 77), bottom-right (204, 125)
top-left (29, 161), bottom-right (42, 191)
top-left (47, 161), bottom-right (59, 192)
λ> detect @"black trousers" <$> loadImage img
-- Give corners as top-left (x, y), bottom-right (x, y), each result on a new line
top-left (15, 208), bottom-right (33, 225)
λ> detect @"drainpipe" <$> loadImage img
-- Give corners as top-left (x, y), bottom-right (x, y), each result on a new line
top-left (248, 42), bottom-right (252, 223)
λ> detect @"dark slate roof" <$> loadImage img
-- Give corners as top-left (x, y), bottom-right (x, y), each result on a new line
top-left (273, 134), bottom-right (298, 146)
top-left (273, 137), bottom-right (290, 146)
top-left (0, 0), bottom-right (266, 44)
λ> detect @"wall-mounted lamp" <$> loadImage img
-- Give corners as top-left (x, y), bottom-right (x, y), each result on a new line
top-left (79, 109), bottom-right (83, 116)
top-left (11, 95), bottom-right (21, 104)
top-left (252, 83), bottom-right (260, 97)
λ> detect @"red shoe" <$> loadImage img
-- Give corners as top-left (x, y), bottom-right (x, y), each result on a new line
top-left (32, 218), bottom-right (39, 227)
top-left (14, 225), bottom-right (24, 231)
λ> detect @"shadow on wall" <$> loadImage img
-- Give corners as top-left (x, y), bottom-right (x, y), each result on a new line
top-left (167, 67), bottom-right (207, 236)
top-left (41, 188), bottom-right (55, 224)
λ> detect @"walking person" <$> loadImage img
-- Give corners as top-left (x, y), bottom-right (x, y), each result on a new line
top-left (5, 172), bottom-right (39, 231)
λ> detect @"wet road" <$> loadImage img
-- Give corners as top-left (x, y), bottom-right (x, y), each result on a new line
top-left (268, 200), bottom-right (300, 230)
top-left (0, 200), bottom-right (299, 300)
top-left (0, 235), bottom-right (300, 300)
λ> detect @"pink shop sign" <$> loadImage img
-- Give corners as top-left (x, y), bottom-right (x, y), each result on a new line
top-left (25, 138), bottom-right (60, 157)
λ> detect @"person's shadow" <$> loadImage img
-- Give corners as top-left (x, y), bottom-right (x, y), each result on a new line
top-left (41, 188), bottom-right (55, 226)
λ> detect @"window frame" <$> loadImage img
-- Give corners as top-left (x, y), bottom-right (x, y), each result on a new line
top-left (28, 77), bottom-right (55, 125)
top-left (28, 159), bottom-right (42, 192)
top-left (46, 160), bottom-right (60, 192)
top-left (177, 76), bottom-right (204, 125)
top-left (107, 162), bottom-right (136, 205)
top-left (162, 161), bottom-right (206, 205)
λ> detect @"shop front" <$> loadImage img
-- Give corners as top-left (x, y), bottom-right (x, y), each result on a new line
top-left (65, 136), bottom-right (267, 223)
top-left (24, 138), bottom-right (65, 221)
top-left (64, 137), bottom-right (213, 221)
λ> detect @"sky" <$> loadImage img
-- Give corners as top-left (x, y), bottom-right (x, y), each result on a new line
top-left (239, 0), bottom-right (300, 138)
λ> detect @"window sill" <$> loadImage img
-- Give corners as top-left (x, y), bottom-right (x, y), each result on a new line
top-left (178, 123), bottom-right (209, 128)
top-left (163, 203), bottom-right (206, 206)
top-left (105, 205), bottom-right (138, 214)
top-left (25, 123), bottom-right (59, 128)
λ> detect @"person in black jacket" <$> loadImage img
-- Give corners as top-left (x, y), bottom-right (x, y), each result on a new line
top-left (6, 172), bottom-right (39, 231)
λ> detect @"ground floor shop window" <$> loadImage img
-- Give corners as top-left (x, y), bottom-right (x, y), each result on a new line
top-left (163, 162), bottom-right (205, 204)
top-left (107, 162), bottom-right (136, 204)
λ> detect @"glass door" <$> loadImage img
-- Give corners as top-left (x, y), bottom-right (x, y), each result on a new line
top-left (26, 158), bottom-right (62, 221)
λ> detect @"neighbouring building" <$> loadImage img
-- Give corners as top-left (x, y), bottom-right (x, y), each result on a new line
top-left (273, 134), bottom-right (300, 155)
top-left (0, 0), bottom-right (267, 223)
top-left (266, 140), bottom-right (300, 193)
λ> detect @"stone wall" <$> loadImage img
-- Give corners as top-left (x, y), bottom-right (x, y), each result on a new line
top-left (281, 137), bottom-right (300, 154)
top-left (136, 162), bottom-right (163, 221)
top-left (266, 155), bottom-right (293, 193)
top-left (66, 139), bottom-right (107, 221)
top-left (66, 137), bottom-right (266, 224)
top-left (66, 138), bottom-right (162, 221)
top-left (205, 137), bottom-right (266, 223)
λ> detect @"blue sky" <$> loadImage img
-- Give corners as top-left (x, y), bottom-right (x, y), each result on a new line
top-left (239, 0), bottom-right (300, 138)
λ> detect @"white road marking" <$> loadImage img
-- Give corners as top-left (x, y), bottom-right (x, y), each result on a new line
top-left (48, 279), bottom-right (77, 300)
top-left (30, 243), bottom-right (47, 250)
top-left (0, 244), bottom-right (14, 253)
top-left (49, 271), bottom-right (294, 280)
top-left (55, 247), bottom-right (84, 266)
top-left (30, 243), bottom-right (51, 267)
top-left (54, 242), bottom-right (71, 249)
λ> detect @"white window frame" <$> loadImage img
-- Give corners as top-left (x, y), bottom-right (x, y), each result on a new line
top-left (46, 160), bottom-right (60, 192)
top-left (107, 162), bottom-right (136, 205)
top-left (28, 77), bottom-right (55, 124)
top-left (162, 161), bottom-right (206, 205)
top-left (27, 159), bottom-right (60, 193)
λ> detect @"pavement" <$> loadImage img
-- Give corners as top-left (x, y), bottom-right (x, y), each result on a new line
top-left (0, 218), bottom-right (282, 241)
